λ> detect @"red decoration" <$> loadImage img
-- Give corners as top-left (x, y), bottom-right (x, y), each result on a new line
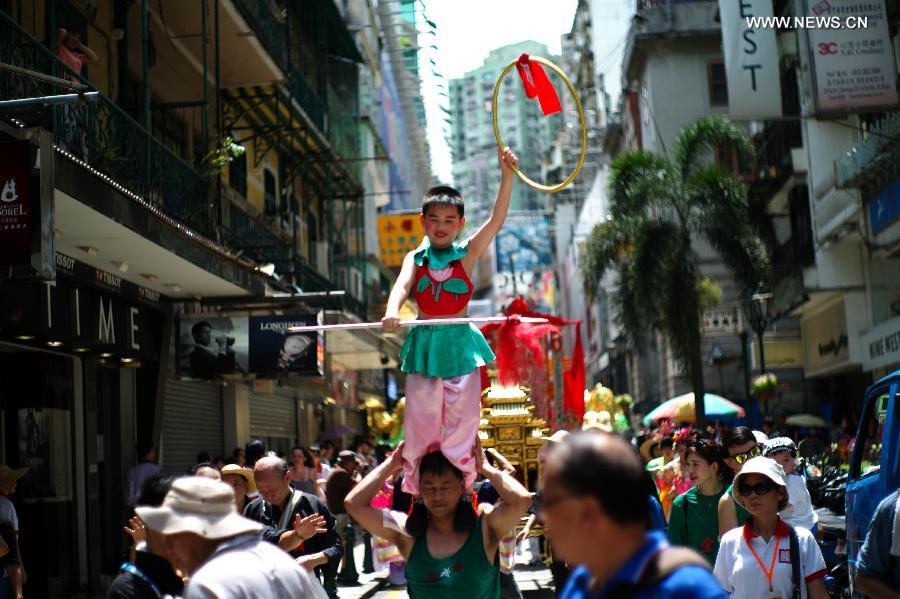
top-left (515, 53), bottom-right (562, 116)
top-left (481, 298), bottom-right (585, 422)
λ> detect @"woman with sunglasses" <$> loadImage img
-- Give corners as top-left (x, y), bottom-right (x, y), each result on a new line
top-left (667, 439), bottom-right (731, 564)
top-left (713, 456), bottom-right (828, 598)
top-left (717, 426), bottom-right (760, 537)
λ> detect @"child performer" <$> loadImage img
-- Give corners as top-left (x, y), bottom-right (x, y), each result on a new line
top-left (382, 147), bottom-right (519, 495)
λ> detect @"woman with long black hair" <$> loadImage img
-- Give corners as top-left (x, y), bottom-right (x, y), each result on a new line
top-left (667, 438), bottom-right (732, 564)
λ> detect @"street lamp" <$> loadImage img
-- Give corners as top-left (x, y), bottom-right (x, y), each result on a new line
top-left (742, 283), bottom-right (773, 373)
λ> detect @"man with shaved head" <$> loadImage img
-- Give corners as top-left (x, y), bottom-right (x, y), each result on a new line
top-left (540, 431), bottom-right (727, 599)
top-left (243, 456), bottom-right (343, 598)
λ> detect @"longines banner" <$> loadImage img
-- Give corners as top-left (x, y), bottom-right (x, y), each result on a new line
top-left (805, 0), bottom-right (897, 113)
top-left (178, 313), bottom-right (321, 380)
top-left (720, 0), bottom-right (783, 120)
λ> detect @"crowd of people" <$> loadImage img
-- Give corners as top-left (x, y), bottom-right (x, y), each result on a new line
top-left (1, 417), bottom-right (898, 598)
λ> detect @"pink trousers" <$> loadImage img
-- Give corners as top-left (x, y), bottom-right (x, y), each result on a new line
top-left (401, 371), bottom-right (481, 495)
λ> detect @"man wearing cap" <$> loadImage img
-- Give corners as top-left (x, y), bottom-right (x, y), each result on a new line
top-left (0, 464), bottom-right (27, 599)
top-left (136, 476), bottom-right (324, 598)
top-left (326, 450), bottom-right (360, 585)
top-left (244, 456), bottom-right (343, 598)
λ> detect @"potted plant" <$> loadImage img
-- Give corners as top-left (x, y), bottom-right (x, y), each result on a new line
top-left (752, 373), bottom-right (778, 402)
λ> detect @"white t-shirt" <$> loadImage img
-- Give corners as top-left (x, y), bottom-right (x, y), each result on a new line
top-left (780, 473), bottom-right (818, 531)
top-left (0, 496), bottom-right (19, 530)
top-left (184, 533), bottom-right (327, 599)
top-left (714, 519), bottom-right (826, 599)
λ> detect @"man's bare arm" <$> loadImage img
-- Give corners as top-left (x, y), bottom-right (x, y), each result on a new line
top-left (345, 443), bottom-right (408, 549)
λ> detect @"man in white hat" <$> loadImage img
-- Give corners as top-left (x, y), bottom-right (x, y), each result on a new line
top-left (137, 476), bottom-right (326, 598)
top-left (0, 464), bottom-right (28, 599)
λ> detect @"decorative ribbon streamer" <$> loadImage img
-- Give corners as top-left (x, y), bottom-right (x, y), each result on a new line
top-left (514, 53), bottom-right (562, 116)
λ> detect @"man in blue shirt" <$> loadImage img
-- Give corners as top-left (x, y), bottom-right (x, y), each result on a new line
top-left (855, 489), bottom-right (900, 599)
top-left (539, 431), bottom-right (727, 599)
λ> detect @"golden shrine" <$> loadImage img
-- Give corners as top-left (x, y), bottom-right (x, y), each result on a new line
top-left (479, 383), bottom-right (549, 493)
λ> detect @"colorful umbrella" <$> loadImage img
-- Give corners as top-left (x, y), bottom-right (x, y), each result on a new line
top-left (642, 393), bottom-right (746, 425)
top-left (785, 413), bottom-right (828, 428)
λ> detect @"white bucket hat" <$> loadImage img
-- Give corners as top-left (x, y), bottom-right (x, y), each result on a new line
top-left (136, 476), bottom-right (262, 540)
top-left (733, 456), bottom-right (792, 507)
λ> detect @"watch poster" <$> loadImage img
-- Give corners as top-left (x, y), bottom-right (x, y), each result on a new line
top-left (248, 314), bottom-right (319, 376)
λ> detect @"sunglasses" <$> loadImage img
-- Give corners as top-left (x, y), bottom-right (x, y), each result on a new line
top-left (730, 445), bottom-right (761, 465)
top-left (736, 480), bottom-right (776, 497)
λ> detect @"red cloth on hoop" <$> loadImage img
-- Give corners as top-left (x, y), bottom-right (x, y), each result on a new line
top-left (481, 299), bottom-right (585, 421)
top-left (515, 53), bottom-right (562, 116)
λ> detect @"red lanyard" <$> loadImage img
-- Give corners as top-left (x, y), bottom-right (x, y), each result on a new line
top-left (744, 535), bottom-right (781, 591)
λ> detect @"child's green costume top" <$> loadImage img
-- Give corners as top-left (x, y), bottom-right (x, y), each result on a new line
top-left (400, 239), bottom-right (495, 379)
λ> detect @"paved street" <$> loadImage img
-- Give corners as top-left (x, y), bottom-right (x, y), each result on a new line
top-left (336, 542), bottom-right (557, 598)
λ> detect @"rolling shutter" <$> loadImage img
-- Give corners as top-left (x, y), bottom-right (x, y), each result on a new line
top-left (161, 379), bottom-right (223, 473)
top-left (249, 390), bottom-right (297, 440)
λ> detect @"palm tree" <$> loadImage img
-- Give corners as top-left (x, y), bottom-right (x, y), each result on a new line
top-left (581, 116), bottom-right (769, 426)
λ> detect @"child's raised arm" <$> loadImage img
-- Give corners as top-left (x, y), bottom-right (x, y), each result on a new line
top-left (382, 251), bottom-right (417, 331)
top-left (466, 146), bottom-right (518, 261)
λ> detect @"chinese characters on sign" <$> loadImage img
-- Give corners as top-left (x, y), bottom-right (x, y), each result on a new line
top-left (378, 212), bottom-right (424, 267)
top-left (806, 0), bottom-right (898, 112)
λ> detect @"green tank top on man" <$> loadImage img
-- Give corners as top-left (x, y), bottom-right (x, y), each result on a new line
top-left (405, 515), bottom-right (500, 599)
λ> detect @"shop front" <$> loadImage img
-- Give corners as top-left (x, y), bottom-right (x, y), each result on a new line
top-left (801, 294), bottom-right (871, 426)
top-left (0, 252), bottom-right (167, 596)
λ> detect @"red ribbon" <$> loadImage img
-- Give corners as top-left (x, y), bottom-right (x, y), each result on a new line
top-left (481, 298), bottom-right (585, 422)
top-left (514, 53), bottom-right (562, 116)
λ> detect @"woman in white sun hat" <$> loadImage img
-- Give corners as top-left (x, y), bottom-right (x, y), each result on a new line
top-left (713, 456), bottom-right (828, 599)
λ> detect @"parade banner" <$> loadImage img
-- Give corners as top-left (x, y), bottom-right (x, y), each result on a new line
top-left (720, 0), bottom-right (783, 119)
top-left (805, 0), bottom-right (897, 113)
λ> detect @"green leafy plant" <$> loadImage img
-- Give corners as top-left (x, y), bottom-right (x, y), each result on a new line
top-left (581, 116), bottom-right (769, 426)
top-left (194, 136), bottom-right (246, 179)
top-left (752, 373), bottom-right (778, 394)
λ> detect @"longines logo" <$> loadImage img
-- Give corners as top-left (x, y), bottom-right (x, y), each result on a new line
top-left (258, 321), bottom-right (308, 332)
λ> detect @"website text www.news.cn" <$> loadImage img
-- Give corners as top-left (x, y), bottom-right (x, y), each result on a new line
top-left (745, 15), bottom-right (870, 29)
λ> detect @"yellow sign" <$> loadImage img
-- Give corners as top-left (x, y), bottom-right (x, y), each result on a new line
top-left (378, 212), bottom-right (423, 267)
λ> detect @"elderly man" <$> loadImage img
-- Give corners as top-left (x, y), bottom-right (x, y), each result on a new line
top-left (540, 432), bottom-right (727, 599)
top-left (346, 440), bottom-right (532, 598)
top-left (244, 456), bottom-right (343, 598)
top-left (137, 477), bottom-right (324, 598)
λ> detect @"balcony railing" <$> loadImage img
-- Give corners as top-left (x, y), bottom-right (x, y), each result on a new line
top-left (0, 12), bottom-right (210, 236)
top-left (286, 70), bottom-right (326, 133)
top-left (836, 112), bottom-right (900, 189)
top-left (772, 227), bottom-right (815, 282)
top-left (231, 0), bottom-right (287, 70)
top-left (325, 84), bottom-right (359, 166)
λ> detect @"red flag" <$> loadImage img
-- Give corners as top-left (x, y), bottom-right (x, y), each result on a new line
top-left (515, 53), bottom-right (562, 116)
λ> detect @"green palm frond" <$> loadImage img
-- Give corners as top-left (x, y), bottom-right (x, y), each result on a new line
top-left (608, 151), bottom-right (674, 218)
top-left (581, 218), bottom-right (637, 298)
top-left (659, 235), bottom-right (701, 382)
top-left (672, 116), bottom-right (755, 182)
top-left (614, 262), bottom-right (655, 350)
top-left (631, 219), bottom-right (682, 315)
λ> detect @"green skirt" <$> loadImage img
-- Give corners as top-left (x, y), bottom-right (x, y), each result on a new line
top-left (400, 323), bottom-right (495, 379)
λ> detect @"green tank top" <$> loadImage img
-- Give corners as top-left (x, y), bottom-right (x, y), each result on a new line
top-left (726, 483), bottom-right (751, 525)
top-left (405, 516), bottom-right (500, 599)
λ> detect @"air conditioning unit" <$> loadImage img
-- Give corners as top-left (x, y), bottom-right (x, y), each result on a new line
top-left (314, 241), bottom-right (330, 278)
top-left (349, 268), bottom-right (364, 300)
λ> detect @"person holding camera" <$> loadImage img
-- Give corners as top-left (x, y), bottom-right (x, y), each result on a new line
top-left (189, 321), bottom-right (238, 379)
